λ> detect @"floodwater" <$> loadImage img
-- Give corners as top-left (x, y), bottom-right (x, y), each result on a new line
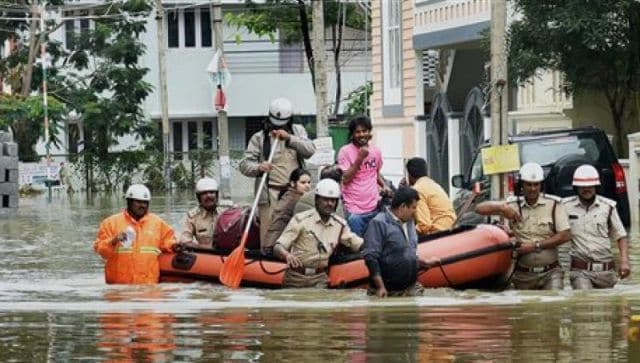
top-left (1, 192), bottom-right (640, 362)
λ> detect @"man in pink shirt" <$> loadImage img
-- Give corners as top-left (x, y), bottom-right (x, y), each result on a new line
top-left (338, 115), bottom-right (390, 237)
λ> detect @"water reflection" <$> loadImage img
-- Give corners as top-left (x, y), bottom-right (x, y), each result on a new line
top-left (0, 193), bottom-right (639, 361)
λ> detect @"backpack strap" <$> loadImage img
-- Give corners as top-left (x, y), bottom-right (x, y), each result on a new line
top-left (551, 200), bottom-right (557, 234)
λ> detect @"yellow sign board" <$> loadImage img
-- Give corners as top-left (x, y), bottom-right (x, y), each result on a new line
top-left (481, 144), bottom-right (521, 175)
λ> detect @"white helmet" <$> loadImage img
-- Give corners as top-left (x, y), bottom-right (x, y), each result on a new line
top-left (315, 179), bottom-right (341, 199)
top-left (572, 164), bottom-right (600, 187)
top-left (125, 184), bottom-right (151, 201)
top-left (268, 97), bottom-right (293, 126)
top-left (519, 162), bottom-right (544, 183)
top-left (196, 177), bottom-right (219, 193)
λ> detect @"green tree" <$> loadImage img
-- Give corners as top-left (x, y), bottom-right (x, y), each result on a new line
top-left (344, 81), bottom-right (372, 117)
top-left (0, 1), bottom-right (153, 189)
top-left (225, 0), bottom-right (369, 116)
top-left (0, 94), bottom-right (65, 161)
top-left (508, 0), bottom-right (640, 154)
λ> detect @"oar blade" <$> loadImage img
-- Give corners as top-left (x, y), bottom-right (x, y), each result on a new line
top-left (219, 246), bottom-right (245, 289)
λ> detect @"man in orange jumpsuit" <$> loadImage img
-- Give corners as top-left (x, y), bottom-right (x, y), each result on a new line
top-left (94, 184), bottom-right (182, 284)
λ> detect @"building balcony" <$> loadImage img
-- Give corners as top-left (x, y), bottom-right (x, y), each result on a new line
top-left (413, 0), bottom-right (491, 49)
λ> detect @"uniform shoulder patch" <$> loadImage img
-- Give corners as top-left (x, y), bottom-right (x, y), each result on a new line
top-left (505, 195), bottom-right (520, 203)
top-left (544, 194), bottom-right (562, 202)
top-left (561, 195), bottom-right (578, 204)
top-left (598, 196), bottom-right (617, 208)
top-left (294, 209), bottom-right (314, 222)
top-left (330, 214), bottom-right (347, 226)
top-left (186, 207), bottom-right (200, 218)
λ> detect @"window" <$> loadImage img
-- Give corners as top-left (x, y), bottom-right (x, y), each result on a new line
top-left (172, 122), bottom-right (183, 160)
top-left (188, 121), bottom-right (198, 150)
top-left (382, 0), bottom-right (402, 105)
top-left (388, 1), bottom-right (401, 89)
top-left (80, 19), bottom-right (90, 33)
top-left (279, 42), bottom-right (303, 73)
top-left (167, 10), bottom-right (179, 48)
top-left (184, 10), bottom-right (196, 47)
top-left (64, 20), bottom-right (75, 49)
top-left (245, 117), bottom-right (264, 145)
top-left (201, 9), bottom-right (211, 47)
top-left (203, 121), bottom-right (214, 149)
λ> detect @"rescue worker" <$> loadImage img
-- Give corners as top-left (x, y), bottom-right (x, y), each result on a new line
top-left (94, 184), bottom-right (182, 284)
top-left (475, 162), bottom-right (571, 290)
top-left (179, 177), bottom-right (220, 247)
top-left (273, 179), bottom-right (363, 288)
top-left (405, 157), bottom-right (456, 234)
top-left (239, 97), bottom-right (316, 251)
top-left (363, 187), bottom-right (441, 298)
top-left (562, 164), bottom-right (630, 289)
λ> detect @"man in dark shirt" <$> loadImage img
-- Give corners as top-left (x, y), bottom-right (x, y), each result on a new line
top-left (363, 187), bottom-right (440, 297)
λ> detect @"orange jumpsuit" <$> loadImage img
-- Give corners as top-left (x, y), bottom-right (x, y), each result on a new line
top-left (94, 210), bottom-right (176, 284)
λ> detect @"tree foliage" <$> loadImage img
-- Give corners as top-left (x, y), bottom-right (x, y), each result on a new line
top-left (0, 0), bottom-right (154, 188)
top-left (0, 94), bottom-right (65, 161)
top-left (344, 81), bottom-right (372, 117)
top-left (508, 0), bottom-right (640, 153)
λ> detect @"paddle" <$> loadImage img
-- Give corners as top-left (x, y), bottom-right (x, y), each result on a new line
top-left (219, 137), bottom-right (280, 288)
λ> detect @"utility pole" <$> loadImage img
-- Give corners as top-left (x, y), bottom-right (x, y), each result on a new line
top-left (213, 0), bottom-right (231, 200)
top-left (40, 2), bottom-right (52, 202)
top-left (155, 0), bottom-right (171, 192)
top-left (490, 0), bottom-right (508, 200)
top-left (312, 0), bottom-right (328, 137)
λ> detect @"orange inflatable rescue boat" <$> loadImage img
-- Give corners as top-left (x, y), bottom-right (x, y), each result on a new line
top-left (159, 224), bottom-right (514, 289)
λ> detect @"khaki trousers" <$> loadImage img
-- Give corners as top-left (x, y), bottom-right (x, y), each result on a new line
top-left (258, 187), bottom-right (281, 252)
top-left (570, 269), bottom-right (618, 289)
top-left (282, 270), bottom-right (329, 288)
top-left (512, 267), bottom-right (564, 290)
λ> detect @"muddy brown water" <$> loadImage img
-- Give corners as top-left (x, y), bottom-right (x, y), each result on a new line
top-left (0, 192), bottom-right (639, 362)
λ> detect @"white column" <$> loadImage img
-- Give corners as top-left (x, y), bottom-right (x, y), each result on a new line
top-left (627, 132), bottom-right (640, 227)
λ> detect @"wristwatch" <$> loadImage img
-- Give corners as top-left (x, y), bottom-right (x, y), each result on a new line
top-left (534, 241), bottom-right (543, 252)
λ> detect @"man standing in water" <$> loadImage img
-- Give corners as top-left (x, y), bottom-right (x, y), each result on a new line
top-left (179, 177), bottom-right (220, 248)
top-left (273, 179), bottom-right (363, 288)
top-left (94, 184), bottom-right (182, 284)
top-left (240, 98), bottom-right (315, 250)
top-left (363, 187), bottom-right (441, 297)
top-left (475, 162), bottom-right (571, 290)
top-left (562, 165), bottom-right (630, 289)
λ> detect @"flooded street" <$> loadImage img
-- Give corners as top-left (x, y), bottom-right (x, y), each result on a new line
top-left (1, 193), bottom-right (640, 362)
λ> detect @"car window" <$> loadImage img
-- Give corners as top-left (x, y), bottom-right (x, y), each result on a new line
top-left (467, 133), bottom-right (612, 185)
top-left (470, 153), bottom-right (484, 181)
top-left (519, 135), bottom-right (607, 165)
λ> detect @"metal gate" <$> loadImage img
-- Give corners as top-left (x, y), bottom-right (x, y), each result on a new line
top-left (459, 87), bottom-right (487, 175)
top-left (425, 92), bottom-right (451, 193)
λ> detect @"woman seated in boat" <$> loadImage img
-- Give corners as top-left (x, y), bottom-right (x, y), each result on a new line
top-left (261, 168), bottom-right (312, 255)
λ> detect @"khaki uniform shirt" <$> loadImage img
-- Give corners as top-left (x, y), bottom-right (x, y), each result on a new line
top-left (276, 209), bottom-right (363, 269)
top-left (506, 194), bottom-right (570, 267)
top-left (239, 125), bottom-right (316, 204)
top-left (562, 195), bottom-right (627, 262)
top-left (179, 206), bottom-right (218, 247)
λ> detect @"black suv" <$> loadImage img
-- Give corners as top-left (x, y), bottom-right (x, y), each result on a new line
top-left (451, 127), bottom-right (631, 227)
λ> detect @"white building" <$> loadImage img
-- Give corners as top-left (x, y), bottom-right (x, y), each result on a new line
top-left (38, 0), bottom-right (371, 161)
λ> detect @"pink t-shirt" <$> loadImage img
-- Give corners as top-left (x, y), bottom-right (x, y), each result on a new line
top-left (338, 143), bottom-right (382, 214)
